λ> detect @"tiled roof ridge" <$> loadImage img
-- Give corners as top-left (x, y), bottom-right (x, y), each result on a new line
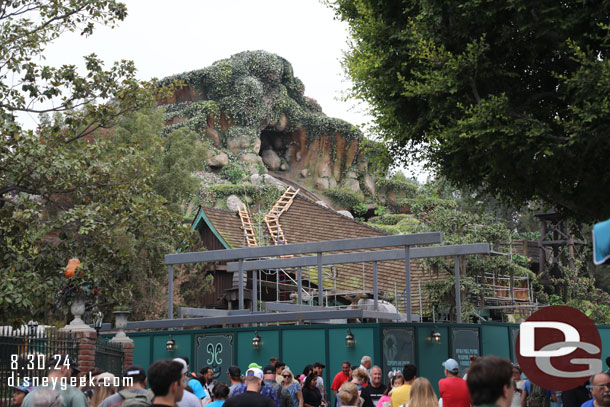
top-left (197, 195), bottom-right (392, 238)
top-left (292, 194), bottom-right (392, 236)
top-left (201, 205), bottom-right (238, 216)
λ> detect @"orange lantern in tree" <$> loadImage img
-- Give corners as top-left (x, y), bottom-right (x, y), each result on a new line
top-left (64, 258), bottom-right (81, 278)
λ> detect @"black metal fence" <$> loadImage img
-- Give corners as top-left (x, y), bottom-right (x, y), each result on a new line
top-left (94, 338), bottom-right (124, 377)
top-left (0, 326), bottom-right (79, 407)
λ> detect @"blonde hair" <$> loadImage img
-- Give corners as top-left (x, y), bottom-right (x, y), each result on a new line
top-left (338, 382), bottom-right (359, 406)
top-left (409, 378), bottom-right (438, 407)
top-left (351, 368), bottom-right (369, 382)
top-left (90, 373), bottom-right (117, 407)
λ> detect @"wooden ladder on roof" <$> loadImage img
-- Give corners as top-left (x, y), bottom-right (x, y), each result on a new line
top-left (238, 204), bottom-right (258, 247)
top-left (265, 186), bottom-right (300, 245)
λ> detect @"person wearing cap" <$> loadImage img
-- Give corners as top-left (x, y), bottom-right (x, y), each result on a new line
top-left (173, 358), bottom-right (205, 407)
top-left (230, 367), bottom-right (280, 407)
top-left (263, 365), bottom-right (293, 407)
top-left (100, 365), bottom-right (150, 407)
top-left (173, 356), bottom-right (207, 404)
top-left (227, 366), bottom-right (243, 396)
top-left (224, 368), bottom-right (274, 407)
top-left (10, 382), bottom-right (32, 407)
top-left (312, 363), bottom-right (326, 404)
top-left (22, 354), bottom-right (88, 407)
top-left (439, 359), bottom-right (470, 407)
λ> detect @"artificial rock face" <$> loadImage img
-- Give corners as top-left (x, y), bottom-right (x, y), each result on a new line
top-left (159, 50), bottom-right (372, 194)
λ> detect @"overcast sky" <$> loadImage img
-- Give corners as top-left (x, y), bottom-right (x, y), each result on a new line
top-left (40, 0), bottom-right (371, 128)
top-left (38, 0), bottom-right (428, 180)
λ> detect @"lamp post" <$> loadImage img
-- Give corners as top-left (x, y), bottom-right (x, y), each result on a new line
top-left (93, 311), bottom-right (103, 339)
top-left (27, 321), bottom-right (38, 338)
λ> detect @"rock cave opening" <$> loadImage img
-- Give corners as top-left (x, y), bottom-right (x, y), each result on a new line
top-left (259, 128), bottom-right (290, 172)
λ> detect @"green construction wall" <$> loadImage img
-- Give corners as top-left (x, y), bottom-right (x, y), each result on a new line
top-left (125, 322), bottom-right (610, 398)
top-left (282, 328), bottom-right (325, 375)
top-left (237, 329), bottom-right (280, 372)
top-left (600, 325), bottom-right (610, 357)
top-left (481, 323), bottom-right (511, 359)
top-left (415, 325), bottom-right (449, 394)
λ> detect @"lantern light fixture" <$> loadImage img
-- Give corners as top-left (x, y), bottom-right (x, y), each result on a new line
top-left (427, 329), bottom-right (442, 344)
top-left (166, 336), bottom-right (176, 352)
top-left (252, 331), bottom-right (262, 349)
top-left (345, 329), bottom-right (355, 348)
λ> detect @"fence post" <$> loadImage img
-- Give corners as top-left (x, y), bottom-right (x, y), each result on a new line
top-left (121, 341), bottom-right (134, 371)
top-left (75, 331), bottom-right (97, 374)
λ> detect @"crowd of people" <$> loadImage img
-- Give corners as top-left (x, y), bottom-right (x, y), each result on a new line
top-left (8, 353), bottom-right (610, 407)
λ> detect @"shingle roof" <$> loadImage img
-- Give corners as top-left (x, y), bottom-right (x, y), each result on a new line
top-left (198, 195), bottom-right (447, 313)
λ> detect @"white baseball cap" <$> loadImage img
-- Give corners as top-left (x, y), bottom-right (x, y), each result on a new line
top-left (245, 367), bottom-right (264, 380)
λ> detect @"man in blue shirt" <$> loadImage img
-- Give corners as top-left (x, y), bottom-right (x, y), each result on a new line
top-left (581, 373), bottom-right (610, 407)
top-left (229, 368), bottom-right (280, 407)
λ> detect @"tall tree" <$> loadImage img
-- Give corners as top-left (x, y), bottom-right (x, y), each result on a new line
top-left (329, 0), bottom-right (610, 222)
top-left (0, 1), bottom-right (193, 325)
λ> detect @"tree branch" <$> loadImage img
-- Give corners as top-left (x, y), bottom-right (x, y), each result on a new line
top-left (470, 77), bottom-right (481, 104)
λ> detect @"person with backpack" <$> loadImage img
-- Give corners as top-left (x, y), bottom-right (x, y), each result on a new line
top-left (122, 360), bottom-right (185, 407)
top-left (522, 379), bottom-right (556, 407)
top-left (100, 366), bottom-right (150, 407)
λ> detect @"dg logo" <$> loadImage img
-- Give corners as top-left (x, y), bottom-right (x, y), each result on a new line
top-left (516, 305), bottom-right (602, 390)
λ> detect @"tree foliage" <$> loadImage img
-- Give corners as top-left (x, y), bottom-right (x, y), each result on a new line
top-left (368, 179), bottom-right (534, 322)
top-left (0, 1), bottom-right (203, 325)
top-left (330, 0), bottom-right (610, 222)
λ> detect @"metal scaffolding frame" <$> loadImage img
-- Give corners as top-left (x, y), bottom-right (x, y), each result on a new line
top-left (157, 233), bottom-right (495, 327)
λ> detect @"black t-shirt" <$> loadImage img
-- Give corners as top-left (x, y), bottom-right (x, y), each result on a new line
top-left (361, 383), bottom-right (385, 407)
top-left (302, 386), bottom-right (322, 407)
top-left (225, 391), bottom-right (275, 407)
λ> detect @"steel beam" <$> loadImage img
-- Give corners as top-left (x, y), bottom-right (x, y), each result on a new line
top-left (261, 303), bottom-right (342, 312)
top-left (405, 246), bottom-right (411, 322)
top-left (455, 256), bottom-right (462, 324)
top-left (253, 269), bottom-right (257, 312)
top-left (165, 233), bottom-right (443, 265)
top-left (179, 308), bottom-right (251, 317)
top-left (297, 267), bottom-right (302, 305)
top-left (99, 309), bottom-right (404, 331)
top-left (238, 259), bottom-right (244, 310)
top-left (227, 243), bottom-right (490, 272)
top-left (168, 265), bottom-right (174, 319)
top-left (373, 261), bottom-right (378, 311)
top-left (317, 252), bottom-right (323, 306)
